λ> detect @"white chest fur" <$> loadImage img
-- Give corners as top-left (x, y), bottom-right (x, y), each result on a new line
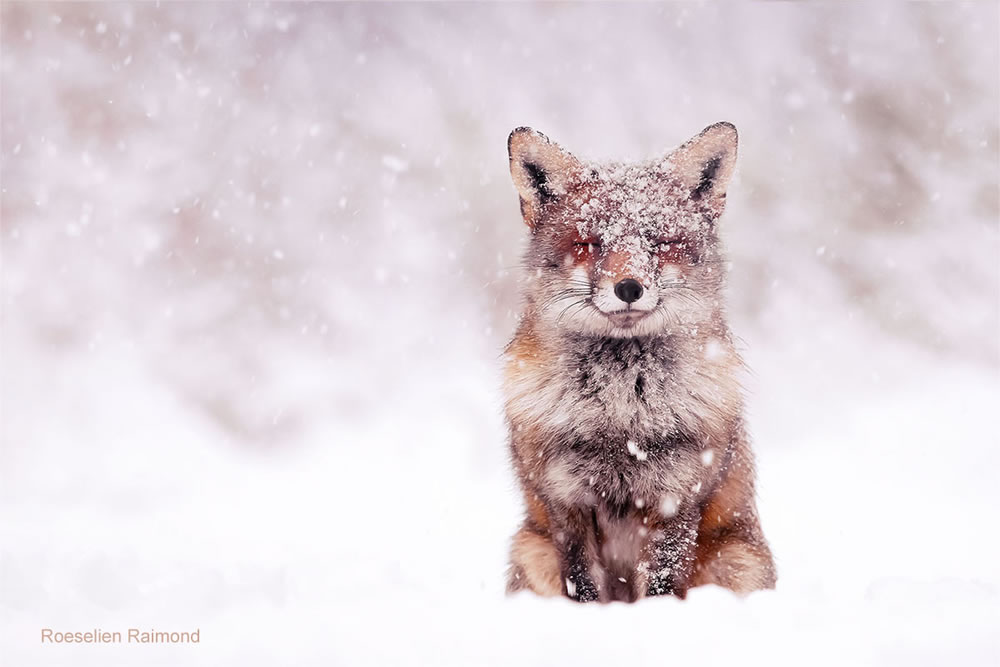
top-left (505, 334), bottom-right (738, 508)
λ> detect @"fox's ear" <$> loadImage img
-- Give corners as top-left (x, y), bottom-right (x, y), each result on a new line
top-left (508, 127), bottom-right (580, 227)
top-left (665, 122), bottom-right (738, 217)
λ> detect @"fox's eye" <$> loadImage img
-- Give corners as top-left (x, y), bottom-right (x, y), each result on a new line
top-left (656, 238), bottom-right (698, 263)
top-left (573, 241), bottom-right (601, 251)
top-left (655, 239), bottom-right (687, 255)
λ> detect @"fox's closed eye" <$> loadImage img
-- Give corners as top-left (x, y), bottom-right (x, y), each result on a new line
top-left (656, 238), bottom-right (700, 264)
top-left (656, 239), bottom-right (694, 254)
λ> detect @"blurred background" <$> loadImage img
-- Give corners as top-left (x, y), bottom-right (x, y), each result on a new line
top-left (2, 3), bottom-right (998, 665)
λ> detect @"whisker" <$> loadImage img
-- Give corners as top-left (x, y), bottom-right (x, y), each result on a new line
top-left (556, 298), bottom-right (591, 324)
top-left (540, 289), bottom-right (591, 310)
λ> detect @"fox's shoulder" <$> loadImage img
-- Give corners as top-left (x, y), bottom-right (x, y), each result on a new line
top-left (503, 318), bottom-right (550, 384)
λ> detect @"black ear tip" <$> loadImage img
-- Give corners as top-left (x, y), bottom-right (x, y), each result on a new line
top-left (508, 126), bottom-right (550, 156)
top-left (706, 121), bottom-right (738, 142)
top-left (508, 127), bottom-right (530, 154)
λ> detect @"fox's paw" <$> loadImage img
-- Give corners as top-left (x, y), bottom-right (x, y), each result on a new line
top-left (564, 572), bottom-right (599, 602)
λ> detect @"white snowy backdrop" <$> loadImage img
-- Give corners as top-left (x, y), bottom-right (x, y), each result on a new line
top-left (1, 2), bottom-right (998, 665)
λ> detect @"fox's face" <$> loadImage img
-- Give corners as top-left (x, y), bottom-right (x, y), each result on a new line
top-left (508, 123), bottom-right (739, 339)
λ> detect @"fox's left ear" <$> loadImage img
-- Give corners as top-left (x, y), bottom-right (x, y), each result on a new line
top-left (508, 127), bottom-right (581, 227)
top-left (665, 122), bottom-right (738, 217)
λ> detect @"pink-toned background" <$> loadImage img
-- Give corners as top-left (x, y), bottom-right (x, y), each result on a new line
top-left (2, 3), bottom-right (998, 665)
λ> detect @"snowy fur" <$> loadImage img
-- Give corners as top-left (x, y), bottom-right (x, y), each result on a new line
top-left (504, 124), bottom-right (775, 602)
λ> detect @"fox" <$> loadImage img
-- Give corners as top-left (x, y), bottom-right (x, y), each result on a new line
top-left (502, 122), bottom-right (776, 603)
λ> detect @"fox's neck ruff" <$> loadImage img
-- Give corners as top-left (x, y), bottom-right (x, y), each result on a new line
top-left (504, 321), bottom-right (739, 509)
top-left (507, 321), bottom-right (741, 454)
top-left (560, 330), bottom-right (684, 364)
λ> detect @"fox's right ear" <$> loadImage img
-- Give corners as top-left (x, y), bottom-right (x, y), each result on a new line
top-left (665, 122), bottom-right (739, 219)
top-left (508, 127), bottom-right (579, 227)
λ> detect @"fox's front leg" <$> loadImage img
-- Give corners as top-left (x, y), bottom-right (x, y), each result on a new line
top-left (506, 495), bottom-right (602, 601)
top-left (554, 508), bottom-right (602, 602)
top-left (644, 507), bottom-right (702, 598)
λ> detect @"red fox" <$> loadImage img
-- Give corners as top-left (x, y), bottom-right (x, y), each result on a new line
top-left (503, 123), bottom-right (775, 602)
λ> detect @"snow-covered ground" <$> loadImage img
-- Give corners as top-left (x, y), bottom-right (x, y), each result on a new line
top-left (2, 3), bottom-right (998, 666)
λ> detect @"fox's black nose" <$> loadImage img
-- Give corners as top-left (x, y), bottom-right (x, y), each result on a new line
top-left (614, 279), bottom-right (644, 304)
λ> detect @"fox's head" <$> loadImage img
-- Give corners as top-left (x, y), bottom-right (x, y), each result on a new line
top-left (508, 123), bottom-right (738, 339)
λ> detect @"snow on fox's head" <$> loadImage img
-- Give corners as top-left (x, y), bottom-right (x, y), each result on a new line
top-left (508, 123), bottom-right (738, 339)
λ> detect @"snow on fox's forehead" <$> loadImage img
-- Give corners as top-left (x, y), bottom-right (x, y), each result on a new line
top-left (571, 159), bottom-right (707, 248)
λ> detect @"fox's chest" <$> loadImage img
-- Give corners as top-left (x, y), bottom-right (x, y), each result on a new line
top-left (564, 354), bottom-right (679, 437)
top-left (506, 339), bottom-right (717, 506)
top-left (512, 339), bottom-right (689, 442)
